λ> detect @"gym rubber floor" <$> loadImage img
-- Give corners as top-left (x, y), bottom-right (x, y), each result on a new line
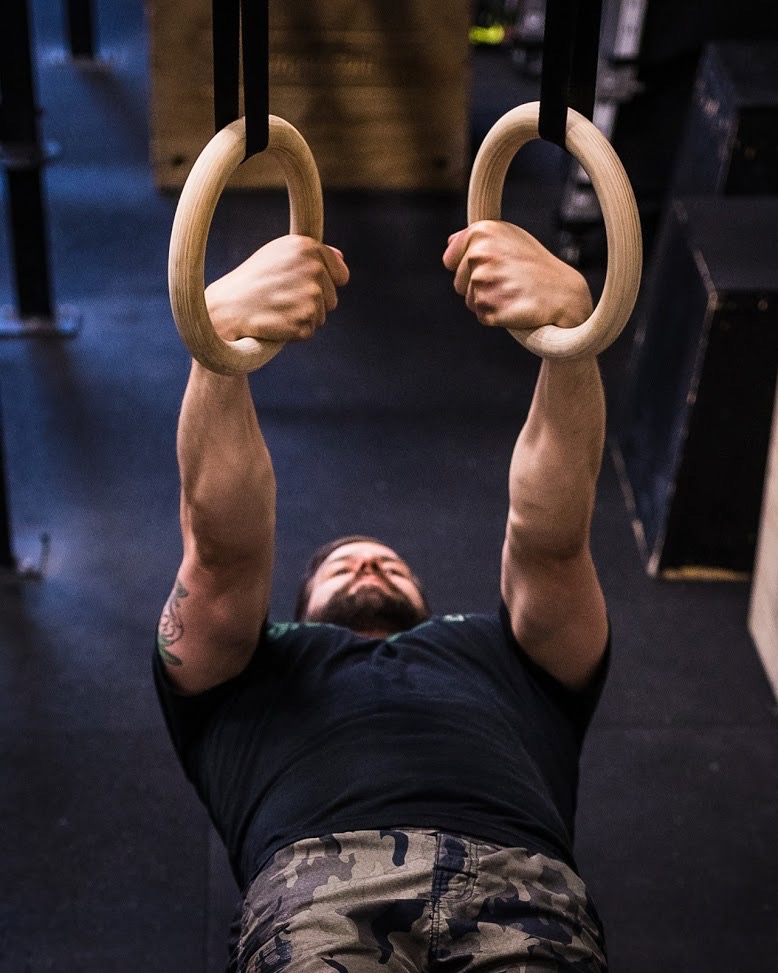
top-left (1, 4), bottom-right (776, 972)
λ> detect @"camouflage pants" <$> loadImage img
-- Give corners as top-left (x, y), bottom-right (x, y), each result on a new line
top-left (236, 829), bottom-right (607, 972)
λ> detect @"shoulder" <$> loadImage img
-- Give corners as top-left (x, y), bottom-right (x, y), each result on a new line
top-left (499, 600), bottom-right (612, 734)
top-left (501, 544), bottom-right (609, 691)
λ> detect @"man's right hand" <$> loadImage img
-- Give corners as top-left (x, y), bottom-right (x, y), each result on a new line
top-left (205, 235), bottom-right (350, 344)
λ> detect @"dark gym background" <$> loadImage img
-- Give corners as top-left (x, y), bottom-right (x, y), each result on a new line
top-left (1, 2), bottom-right (777, 971)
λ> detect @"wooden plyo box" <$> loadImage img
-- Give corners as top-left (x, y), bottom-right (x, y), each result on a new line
top-left (613, 197), bottom-right (778, 578)
top-left (749, 381), bottom-right (778, 701)
top-left (148, 0), bottom-right (470, 190)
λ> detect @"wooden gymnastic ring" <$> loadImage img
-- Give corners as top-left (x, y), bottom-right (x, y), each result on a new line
top-left (168, 116), bottom-right (324, 375)
top-left (468, 101), bottom-right (642, 360)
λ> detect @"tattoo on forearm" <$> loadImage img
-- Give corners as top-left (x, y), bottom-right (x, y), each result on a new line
top-left (157, 578), bottom-right (189, 666)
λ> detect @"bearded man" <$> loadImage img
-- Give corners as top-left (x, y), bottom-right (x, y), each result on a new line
top-left (155, 221), bottom-right (610, 972)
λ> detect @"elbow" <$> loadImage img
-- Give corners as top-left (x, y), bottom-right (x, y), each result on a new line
top-left (506, 509), bottom-right (591, 563)
top-left (182, 502), bottom-right (275, 571)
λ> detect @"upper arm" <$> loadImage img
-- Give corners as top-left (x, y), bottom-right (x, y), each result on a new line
top-left (157, 552), bottom-right (268, 695)
top-left (500, 531), bottom-right (608, 692)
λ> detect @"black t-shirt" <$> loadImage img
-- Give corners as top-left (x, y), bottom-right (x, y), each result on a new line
top-left (153, 605), bottom-right (609, 892)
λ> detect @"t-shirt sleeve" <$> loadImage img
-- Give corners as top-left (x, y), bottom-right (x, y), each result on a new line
top-left (152, 619), bottom-right (268, 770)
top-left (152, 647), bottom-right (240, 770)
top-left (498, 601), bottom-right (611, 739)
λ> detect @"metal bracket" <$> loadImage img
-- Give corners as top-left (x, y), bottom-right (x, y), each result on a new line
top-left (0, 531), bottom-right (50, 583)
top-left (0, 305), bottom-right (82, 337)
top-left (0, 140), bottom-right (61, 170)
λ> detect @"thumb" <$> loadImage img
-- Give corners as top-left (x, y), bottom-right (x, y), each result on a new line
top-left (443, 228), bottom-right (470, 272)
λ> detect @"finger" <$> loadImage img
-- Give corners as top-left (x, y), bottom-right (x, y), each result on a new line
top-left (453, 251), bottom-right (473, 297)
top-left (321, 244), bottom-right (350, 287)
top-left (312, 290), bottom-right (327, 331)
top-left (494, 297), bottom-right (544, 331)
top-left (443, 228), bottom-right (470, 272)
top-left (292, 293), bottom-right (326, 341)
top-left (237, 312), bottom-right (306, 344)
top-left (320, 266), bottom-right (338, 313)
top-left (466, 278), bottom-right (494, 320)
top-left (465, 278), bottom-right (478, 315)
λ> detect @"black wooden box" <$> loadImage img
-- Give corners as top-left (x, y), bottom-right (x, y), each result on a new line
top-left (613, 197), bottom-right (778, 578)
top-left (672, 42), bottom-right (778, 197)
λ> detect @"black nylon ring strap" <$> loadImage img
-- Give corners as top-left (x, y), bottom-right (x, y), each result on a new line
top-left (211, 0), bottom-right (269, 159)
top-left (570, 0), bottom-right (603, 122)
top-left (538, 0), bottom-right (577, 147)
top-left (240, 0), bottom-right (269, 157)
top-left (212, 0), bottom-right (240, 134)
top-left (538, 0), bottom-right (603, 149)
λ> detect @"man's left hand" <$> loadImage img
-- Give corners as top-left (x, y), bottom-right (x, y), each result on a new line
top-left (443, 221), bottom-right (593, 332)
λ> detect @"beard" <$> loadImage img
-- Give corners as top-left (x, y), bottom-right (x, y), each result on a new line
top-left (308, 581), bottom-right (428, 636)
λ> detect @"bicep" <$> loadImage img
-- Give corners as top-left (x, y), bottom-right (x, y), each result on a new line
top-left (500, 533), bottom-right (608, 691)
top-left (157, 554), bottom-right (268, 694)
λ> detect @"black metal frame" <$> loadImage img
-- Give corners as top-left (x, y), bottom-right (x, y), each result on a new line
top-left (0, 394), bottom-right (13, 572)
top-left (1, 0), bottom-right (53, 321)
top-left (66, 0), bottom-right (96, 60)
top-left (0, 0), bottom-right (88, 580)
top-left (0, 0), bottom-right (80, 333)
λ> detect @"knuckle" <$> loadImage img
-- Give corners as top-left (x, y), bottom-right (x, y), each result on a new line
top-left (304, 280), bottom-right (320, 299)
top-left (474, 297), bottom-right (493, 316)
top-left (476, 302), bottom-right (497, 326)
top-left (303, 258), bottom-right (322, 282)
top-left (294, 305), bottom-right (316, 332)
top-left (289, 237), bottom-right (311, 261)
top-left (467, 240), bottom-right (491, 261)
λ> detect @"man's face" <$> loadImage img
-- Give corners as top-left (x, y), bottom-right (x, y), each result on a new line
top-left (303, 541), bottom-right (429, 637)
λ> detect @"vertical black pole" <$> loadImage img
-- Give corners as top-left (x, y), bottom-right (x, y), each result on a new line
top-left (0, 0), bottom-right (54, 319)
top-left (5, 171), bottom-right (53, 318)
top-left (66, 0), bottom-right (96, 60)
top-left (0, 390), bottom-right (15, 571)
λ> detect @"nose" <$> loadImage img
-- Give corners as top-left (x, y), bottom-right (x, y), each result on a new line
top-left (356, 557), bottom-right (383, 576)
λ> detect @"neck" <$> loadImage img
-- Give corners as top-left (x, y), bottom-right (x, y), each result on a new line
top-left (353, 627), bottom-right (393, 639)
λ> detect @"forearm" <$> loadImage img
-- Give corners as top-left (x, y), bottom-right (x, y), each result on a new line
top-left (506, 357), bottom-right (605, 558)
top-left (177, 360), bottom-right (276, 568)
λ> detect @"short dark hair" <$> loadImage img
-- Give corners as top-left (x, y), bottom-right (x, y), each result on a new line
top-left (293, 535), bottom-right (430, 621)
